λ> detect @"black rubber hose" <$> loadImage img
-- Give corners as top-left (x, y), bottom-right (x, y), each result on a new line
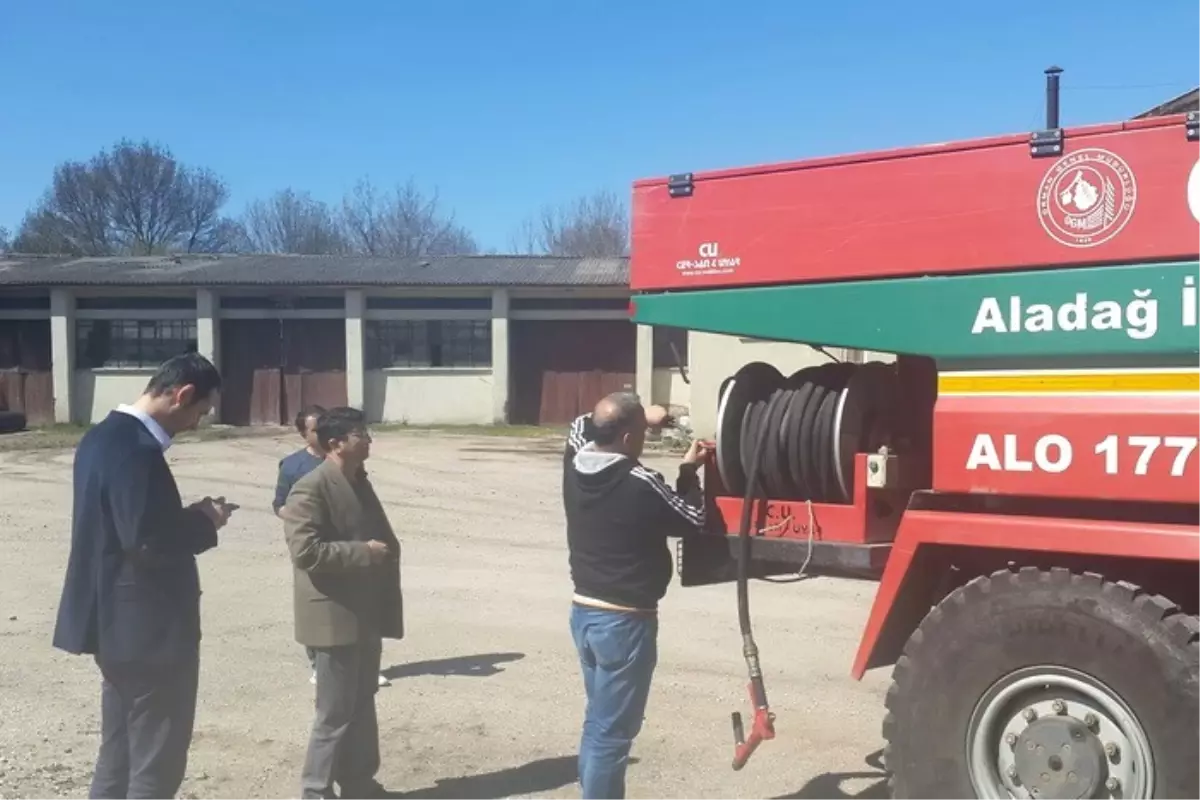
top-left (736, 387), bottom-right (787, 706)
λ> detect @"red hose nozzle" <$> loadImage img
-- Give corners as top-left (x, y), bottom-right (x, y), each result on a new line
top-left (731, 683), bottom-right (776, 770)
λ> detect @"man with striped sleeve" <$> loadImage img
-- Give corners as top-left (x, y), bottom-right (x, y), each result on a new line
top-left (562, 392), bottom-right (711, 799)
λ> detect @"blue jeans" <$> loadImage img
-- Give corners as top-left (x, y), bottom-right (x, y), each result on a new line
top-left (569, 603), bottom-right (659, 800)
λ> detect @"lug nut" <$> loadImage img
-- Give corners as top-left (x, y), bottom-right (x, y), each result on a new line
top-left (1007, 765), bottom-right (1018, 779)
top-left (1106, 777), bottom-right (1121, 792)
top-left (1083, 713), bottom-right (1099, 730)
top-left (1105, 742), bottom-right (1120, 760)
top-left (1051, 699), bottom-right (1066, 714)
top-left (1023, 707), bottom-right (1038, 722)
top-left (1005, 733), bottom-right (1018, 747)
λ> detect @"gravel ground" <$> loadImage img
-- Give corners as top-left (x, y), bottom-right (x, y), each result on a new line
top-left (0, 430), bottom-right (890, 799)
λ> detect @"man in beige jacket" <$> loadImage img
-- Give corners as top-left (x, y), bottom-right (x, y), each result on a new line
top-left (281, 406), bottom-right (403, 800)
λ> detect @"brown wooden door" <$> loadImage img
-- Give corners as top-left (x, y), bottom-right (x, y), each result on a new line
top-left (220, 319), bottom-right (284, 426)
top-left (0, 320), bottom-right (53, 424)
top-left (510, 320), bottom-right (636, 425)
top-left (221, 318), bottom-right (348, 426)
top-left (281, 319), bottom-right (346, 422)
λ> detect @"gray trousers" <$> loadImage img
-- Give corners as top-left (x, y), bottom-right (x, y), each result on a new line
top-left (89, 654), bottom-right (199, 799)
top-left (301, 635), bottom-right (383, 799)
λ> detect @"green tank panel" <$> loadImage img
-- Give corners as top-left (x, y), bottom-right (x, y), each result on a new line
top-left (631, 260), bottom-right (1199, 361)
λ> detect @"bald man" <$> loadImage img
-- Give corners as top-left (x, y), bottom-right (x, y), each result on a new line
top-left (562, 392), bottom-right (710, 799)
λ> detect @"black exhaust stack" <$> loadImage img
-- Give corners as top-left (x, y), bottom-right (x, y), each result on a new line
top-left (1044, 65), bottom-right (1063, 129)
top-left (1031, 65), bottom-right (1065, 158)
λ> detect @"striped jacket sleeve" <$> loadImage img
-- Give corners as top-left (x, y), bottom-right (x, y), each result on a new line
top-left (565, 413), bottom-right (592, 461)
top-left (629, 463), bottom-right (707, 534)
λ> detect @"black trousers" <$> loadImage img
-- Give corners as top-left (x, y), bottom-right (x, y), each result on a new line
top-left (301, 635), bottom-right (383, 799)
top-left (89, 654), bottom-right (200, 799)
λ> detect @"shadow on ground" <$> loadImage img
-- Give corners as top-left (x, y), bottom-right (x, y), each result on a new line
top-left (387, 755), bottom-right (577, 799)
top-left (774, 749), bottom-right (888, 799)
top-left (381, 652), bottom-right (525, 680)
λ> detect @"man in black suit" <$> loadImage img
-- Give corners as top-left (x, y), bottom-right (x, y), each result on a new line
top-left (52, 353), bottom-right (236, 799)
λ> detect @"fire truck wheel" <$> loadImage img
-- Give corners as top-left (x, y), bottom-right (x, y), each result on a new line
top-left (882, 566), bottom-right (1198, 799)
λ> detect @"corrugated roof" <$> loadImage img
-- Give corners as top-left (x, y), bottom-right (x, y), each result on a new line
top-left (0, 253), bottom-right (631, 288)
top-left (1132, 87), bottom-right (1199, 119)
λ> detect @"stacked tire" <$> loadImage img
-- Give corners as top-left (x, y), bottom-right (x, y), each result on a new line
top-left (0, 410), bottom-right (26, 434)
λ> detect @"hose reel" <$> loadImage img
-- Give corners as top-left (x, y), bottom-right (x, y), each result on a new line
top-left (718, 358), bottom-right (899, 770)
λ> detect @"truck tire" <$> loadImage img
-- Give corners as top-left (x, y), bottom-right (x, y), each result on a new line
top-left (882, 566), bottom-right (1198, 799)
top-left (0, 410), bottom-right (26, 434)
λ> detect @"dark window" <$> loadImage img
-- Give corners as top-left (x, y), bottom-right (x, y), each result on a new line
top-left (652, 325), bottom-right (689, 368)
top-left (366, 296), bottom-right (491, 310)
top-left (0, 320), bottom-right (51, 370)
top-left (0, 294), bottom-right (50, 310)
top-left (219, 295), bottom-right (344, 310)
top-left (510, 297), bottom-right (630, 311)
top-left (76, 296), bottom-right (196, 310)
top-left (76, 319), bottom-right (198, 369)
top-left (365, 320), bottom-right (491, 369)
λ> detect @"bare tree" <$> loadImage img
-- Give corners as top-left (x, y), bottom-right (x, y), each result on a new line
top-left (511, 189), bottom-right (629, 257)
top-left (193, 217), bottom-right (253, 254)
top-left (0, 226), bottom-right (10, 253)
top-left (242, 188), bottom-right (349, 255)
top-left (340, 177), bottom-right (477, 256)
top-left (16, 158), bottom-right (116, 255)
top-left (10, 139), bottom-right (238, 256)
top-left (178, 167), bottom-right (234, 253)
top-left (104, 140), bottom-right (193, 254)
top-left (11, 208), bottom-right (76, 254)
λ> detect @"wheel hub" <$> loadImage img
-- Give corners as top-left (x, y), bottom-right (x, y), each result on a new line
top-left (967, 665), bottom-right (1154, 799)
top-left (1012, 716), bottom-right (1105, 799)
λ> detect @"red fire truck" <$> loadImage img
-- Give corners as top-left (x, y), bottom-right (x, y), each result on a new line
top-left (629, 71), bottom-right (1199, 798)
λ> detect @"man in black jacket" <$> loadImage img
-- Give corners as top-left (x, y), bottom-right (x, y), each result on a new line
top-left (562, 392), bottom-right (710, 799)
top-left (52, 353), bottom-right (235, 799)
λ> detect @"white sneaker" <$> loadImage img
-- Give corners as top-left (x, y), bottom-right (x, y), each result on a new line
top-left (377, 673), bottom-right (390, 687)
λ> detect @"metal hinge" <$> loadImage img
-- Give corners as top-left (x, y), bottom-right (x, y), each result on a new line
top-left (1186, 111), bottom-right (1198, 142)
top-left (668, 173), bottom-right (694, 198)
top-left (1030, 128), bottom-right (1064, 158)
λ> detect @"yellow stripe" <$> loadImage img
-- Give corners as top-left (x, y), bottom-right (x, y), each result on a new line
top-left (938, 371), bottom-right (1200, 394)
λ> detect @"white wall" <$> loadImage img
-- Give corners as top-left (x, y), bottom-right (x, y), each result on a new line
top-left (364, 369), bottom-right (494, 425)
top-left (685, 334), bottom-right (838, 438)
top-left (72, 370), bottom-right (154, 424)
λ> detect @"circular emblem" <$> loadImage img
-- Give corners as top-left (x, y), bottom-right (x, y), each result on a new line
top-left (1188, 159), bottom-right (1200, 224)
top-left (1036, 148), bottom-right (1137, 248)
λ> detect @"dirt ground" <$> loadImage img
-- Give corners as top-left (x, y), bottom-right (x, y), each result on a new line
top-left (0, 429), bottom-right (891, 799)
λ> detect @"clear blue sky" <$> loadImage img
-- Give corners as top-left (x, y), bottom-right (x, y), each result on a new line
top-left (2, 0), bottom-right (1196, 251)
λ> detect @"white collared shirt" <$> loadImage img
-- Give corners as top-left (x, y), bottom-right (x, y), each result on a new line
top-left (115, 404), bottom-right (172, 452)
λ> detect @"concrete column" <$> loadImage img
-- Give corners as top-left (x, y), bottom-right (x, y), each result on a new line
top-left (196, 289), bottom-right (221, 423)
top-left (635, 324), bottom-right (654, 405)
top-left (50, 288), bottom-right (74, 424)
top-left (345, 289), bottom-right (365, 411)
top-left (196, 288), bottom-right (219, 370)
top-left (491, 288), bottom-right (509, 424)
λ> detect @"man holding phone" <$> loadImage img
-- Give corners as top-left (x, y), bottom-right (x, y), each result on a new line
top-left (52, 353), bottom-right (236, 799)
top-left (280, 406), bottom-right (403, 799)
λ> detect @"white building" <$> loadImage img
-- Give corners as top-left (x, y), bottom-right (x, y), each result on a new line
top-left (0, 253), bottom-right (698, 428)
top-left (0, 252), bottom-right (880, 434)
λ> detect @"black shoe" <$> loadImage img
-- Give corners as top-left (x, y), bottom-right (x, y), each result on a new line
top-left (339, 779), bottom-right (389, 799)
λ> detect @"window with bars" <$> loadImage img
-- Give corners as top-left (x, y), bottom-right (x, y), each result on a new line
top-left (365, 320), bottom-right (492, 369)
top-left (76, 319), bottom-right (198, 369)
